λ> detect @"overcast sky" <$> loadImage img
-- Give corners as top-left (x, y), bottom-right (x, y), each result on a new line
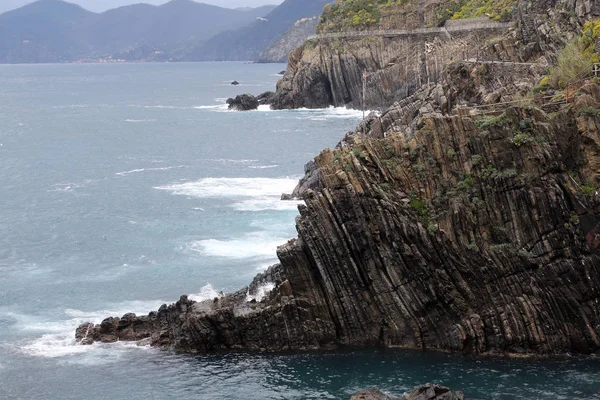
top-left (0, 0), bottom-right (283, 13)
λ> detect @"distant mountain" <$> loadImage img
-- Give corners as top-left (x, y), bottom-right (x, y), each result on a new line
top-left (86, 1), bottom-right (276, 53)
top-left (186, 0), bottom-right (331, 62)
top-left (0, 0), bottom-right (93, 63)
top-left (0, 0), bottom-right (277, 63)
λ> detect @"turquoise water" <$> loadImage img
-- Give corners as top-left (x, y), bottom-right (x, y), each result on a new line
top-left (0, 62), bottom-right (598, 399)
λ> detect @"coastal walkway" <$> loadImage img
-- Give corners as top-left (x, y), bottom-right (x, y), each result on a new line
top-left (307, 20), bottom-right (514, 41)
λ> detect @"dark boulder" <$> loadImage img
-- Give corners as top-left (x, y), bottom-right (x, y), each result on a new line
top-left (231, 81), bottom-right (240, 85)
top-left (226, 94), bottom-right (259, 111)
top-left (350, 390), bottom-right (400, 400)
top-left (405, 384), bottom-right (465, 400)
top-left (257, 91), bottom-right (276, 105)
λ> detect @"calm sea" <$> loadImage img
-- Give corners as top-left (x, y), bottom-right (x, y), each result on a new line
top-left (0, 62), bottom-right (598, 400)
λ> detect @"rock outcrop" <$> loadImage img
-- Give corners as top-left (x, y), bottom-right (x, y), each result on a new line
top-left (226, 94), bottom-right (259, 111)
top-left (77, 53), bottom-right (600, 355)
top-left (350, 384), bottom-right (464, 400)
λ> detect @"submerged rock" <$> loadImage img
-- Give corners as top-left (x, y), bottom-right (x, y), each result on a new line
top-left (226, 94), bottom-right (259, 111)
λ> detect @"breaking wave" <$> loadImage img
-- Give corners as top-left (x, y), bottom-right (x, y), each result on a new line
top-left (155, 177), bottom-right (298, 199)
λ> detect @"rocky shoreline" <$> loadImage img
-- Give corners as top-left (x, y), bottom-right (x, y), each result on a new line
top-left (77, 55), bottom-right (600, 355)
top-left (77, 0), bottom-right (600, 358)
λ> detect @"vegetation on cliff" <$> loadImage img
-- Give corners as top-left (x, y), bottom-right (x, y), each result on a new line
top-left (318, 0), bottom-right (428, 32)
top-left (317, 0), bottom-right (518, 33)
top-left (450, 0), bottom-right (517, 21)
top-left (544, 20), bottom-right (600, 89)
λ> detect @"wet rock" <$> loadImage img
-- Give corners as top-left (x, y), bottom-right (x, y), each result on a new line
top-left (349, 384), bottom-right (464, 400)
top-left (75, 322), bottom-right (96, 345)
top-left (226, 94), bottom-right (259, 111)
top-left (405, 384), bottom-right (465, 400)
top-left (350, 390), bottom-right (400, 400)
top-left (257, 91), bottom-right (276, 105)
top-left (231, 81), bottom-right (240, 86)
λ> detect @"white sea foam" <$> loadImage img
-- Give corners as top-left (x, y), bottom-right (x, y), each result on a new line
top-left (208, 158), bottom-right (259, 164)
top-left (52, 104), bottom-right (90, 109)
top-left (115, 165), bottom-right (186, 176)
top-left (16, 300), bottom-right (167, 359)
top-left (141, 105), bottom-right (183, 109)
top-left (194, 104), bottom-right (229, 111)
top-left (197, 101), bottom-right (373, 119)
top-left (188, 283), bottom-right (223, 302)
top-left (246, 283), bottom-right (275, 302)
top-left (248, 165), bottom-right (279, 169)
top-left (48, 182), bottom-right (82, 192)
top-left (125, 119), bottom-right (158, 123)
top-left (155, 177), bottom-right (298, 199)
top-left (187, 232), bottom-right (288, 259)
top-left (233, 197), bottom-right (302, 212)
top-left (156, 177), bottom-right (301, 212)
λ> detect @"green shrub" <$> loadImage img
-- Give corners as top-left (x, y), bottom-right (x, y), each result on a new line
top-left (451, 0), bottom-right (517, 21)
top-left (548, 20), bottom-right (600, 89)
top-left (510, 132), bottom-right (533, 147)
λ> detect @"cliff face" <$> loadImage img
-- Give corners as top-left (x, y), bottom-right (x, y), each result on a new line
top-left (77, 58), bottom-right (600, 355)
top-left (270, 0), bottom-right (600, 110)
top-left (271, 24), bottom-right (511, 110)
top-left (259, 17), bottom-right (319, 63)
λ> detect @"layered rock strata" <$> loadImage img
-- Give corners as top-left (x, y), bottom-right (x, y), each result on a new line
top-left (271, 21), bottom-right (513, 110)
top-left (78, 58), bottom-right (600, 355)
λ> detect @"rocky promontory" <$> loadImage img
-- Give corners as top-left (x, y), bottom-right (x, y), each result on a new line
top-left (77, 43), bottom-right (600, 354)
top-left (76, 0), bottom-right (600, 358)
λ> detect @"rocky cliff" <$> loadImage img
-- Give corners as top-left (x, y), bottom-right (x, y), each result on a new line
top-left (77, 52), bottom-right (600, 355)
top-left (269, 0), bottom-right (600, 110)
top-left (259, 17), bottom-right (319, 63)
